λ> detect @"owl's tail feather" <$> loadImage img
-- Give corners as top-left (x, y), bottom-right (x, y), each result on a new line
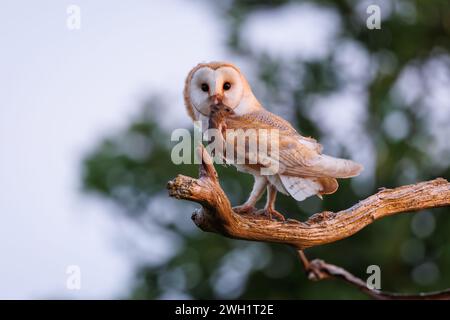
top-left (280, 176), bottom-right (338, 202)
top-left (311, 155), bottom-right (363, 178)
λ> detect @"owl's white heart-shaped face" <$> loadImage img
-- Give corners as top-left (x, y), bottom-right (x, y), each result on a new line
top-left (188, 66), bottom-right (244, 117)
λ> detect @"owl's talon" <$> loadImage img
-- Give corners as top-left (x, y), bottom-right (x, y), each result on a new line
top-left (233, 204), bottom-right (257, 215)
top-left (257, 208), bottom-right (286, 221)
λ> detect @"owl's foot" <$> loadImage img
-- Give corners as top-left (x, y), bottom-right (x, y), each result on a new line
top-left (257, 208), bottom-right (286, 221)
top-left (233, 204), bottom-right (257, 215)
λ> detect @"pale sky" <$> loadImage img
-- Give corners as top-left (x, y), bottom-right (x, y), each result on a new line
top-left (0, 0), bottom-right (227, 299)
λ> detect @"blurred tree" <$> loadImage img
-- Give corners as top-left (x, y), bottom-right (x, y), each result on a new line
top-left (82, 0), bottom-right (450, 299)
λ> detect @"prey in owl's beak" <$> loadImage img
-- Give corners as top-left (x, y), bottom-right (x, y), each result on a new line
top-left (207, 102), bottom-right (235, 155)
top-left (208, 102), bottom-right (234, 132)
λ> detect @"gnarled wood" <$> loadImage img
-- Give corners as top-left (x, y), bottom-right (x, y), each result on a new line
top-left (167, 146), bottom-right (450, 250)
top-left (167, 145), bottom-right (450, 299)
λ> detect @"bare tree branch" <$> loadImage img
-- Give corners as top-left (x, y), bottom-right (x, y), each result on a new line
top-left (168, 146), bottom-right (450, 250)
top-left (167, 145), bottom-right (450, 299)
top-left (297, 250), bottom-right (450, 300)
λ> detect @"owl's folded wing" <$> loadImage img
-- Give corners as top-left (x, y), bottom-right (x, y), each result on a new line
top-left (277, 134), bottom-right (363, 178)
top-left (222, 111), bottom-right (362, 179)
top-left (224, 110), bottom-right (323, 152)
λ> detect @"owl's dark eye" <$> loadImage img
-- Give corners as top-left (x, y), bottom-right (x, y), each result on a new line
top-left (223, 82), bottom-right (231, 91)
top-left (201, 83), bottom-right (209, 92)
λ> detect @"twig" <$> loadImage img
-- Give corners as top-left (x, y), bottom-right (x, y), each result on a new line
top-left (297, 250), bottom-right (450, 300)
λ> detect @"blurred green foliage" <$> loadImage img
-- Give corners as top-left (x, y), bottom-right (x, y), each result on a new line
top-left (82, 0), bottom-right (450, 299)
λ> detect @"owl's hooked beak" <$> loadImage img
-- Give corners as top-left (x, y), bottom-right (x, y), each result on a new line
top-left (210, 94), bottom-right (223, 105)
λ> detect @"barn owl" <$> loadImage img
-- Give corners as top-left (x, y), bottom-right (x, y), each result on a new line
top-left (183, 61), bottom-right (363, 221)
